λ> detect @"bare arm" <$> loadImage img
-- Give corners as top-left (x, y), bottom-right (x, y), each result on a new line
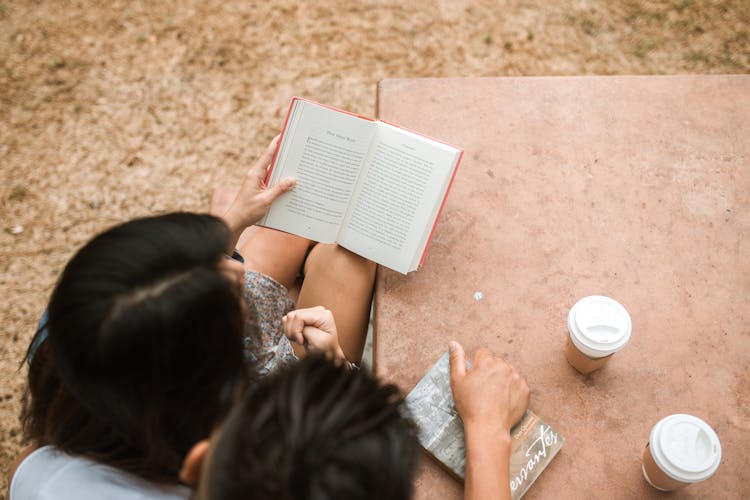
top-left (448, 341), bottom-right (530, 500)
top-left (464, 421), bottom-right (512, 500)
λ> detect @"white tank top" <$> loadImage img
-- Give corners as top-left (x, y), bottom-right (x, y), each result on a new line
top-left (10, 446), bottom-right (190, 500)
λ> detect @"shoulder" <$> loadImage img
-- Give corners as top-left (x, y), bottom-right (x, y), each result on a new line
top-left (10, 446), bottom-right (190, 500)
top-left (7, 444), bottom-right (37, 493)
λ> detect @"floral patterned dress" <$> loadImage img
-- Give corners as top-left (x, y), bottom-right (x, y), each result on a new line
top-left (241, 270), bottom-right (298, 376)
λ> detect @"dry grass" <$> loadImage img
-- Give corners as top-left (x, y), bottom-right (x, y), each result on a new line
top-left (0, 0), bottom-right (747, 495)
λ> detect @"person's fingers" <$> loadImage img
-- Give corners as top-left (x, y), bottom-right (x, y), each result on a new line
top-left (283, 311), bottom-right (308, 340)
top-left (281, 314), bottom-right (304, 344)
top-left (301, 325), bottom-right (325, 342)
top-left (284, 306), bottom-right (334, 334)
top-left (449, 341), bottom-right (466, 385)
top-left (256, 177), bottom-right (296, 206)
top-left (474, 347), bottom-right (493, 359)
top-left (508, 371), bottom-right (531, 421)
top-left (472, 347), bottom-right (496, 369)
top-left (300, 325), bottom-right (335, 354)
top-left (511, 383), bottom-right (531, 426)
top-left (269, 134), bottom-right (281, 157)
top-left (259, 135), bottom-right (280, 165)
top-left (245, 135), bottom-right (281, 180)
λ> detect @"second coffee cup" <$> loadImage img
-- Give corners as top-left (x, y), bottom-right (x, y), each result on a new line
top-left (642, 414), bottom-right (722, 491)
top-left (565, 295), bottom-right (631, 374)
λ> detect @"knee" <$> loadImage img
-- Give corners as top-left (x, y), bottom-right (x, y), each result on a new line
top-left (335, 245), bottom-right (377, 274)
top-left (305, 244), bottom-right (376, 278)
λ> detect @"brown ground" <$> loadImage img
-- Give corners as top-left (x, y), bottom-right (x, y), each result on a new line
top-left (0, 0), bottom-right (747, 495)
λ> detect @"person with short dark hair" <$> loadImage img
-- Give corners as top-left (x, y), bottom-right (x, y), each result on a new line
top-left (179, 325), bottom-right (530, 500)
top-left (196, 355), bottom-right (419, 500)
top-left (10, 136), bottom-right (377, 499)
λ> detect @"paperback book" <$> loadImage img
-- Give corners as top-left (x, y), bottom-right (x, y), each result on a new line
top-left (404, 352), bottom-right (563, 499)
top-left (260, 97), bottom-right (463, 274)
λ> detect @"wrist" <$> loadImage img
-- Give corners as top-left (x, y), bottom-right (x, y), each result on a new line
top-left (464, 422), bottom-right (512, 500)
top-left (223, 207), bottom-right (245, 230)
top-left (337, 349), bottom-right (359, 371)
top-left (333, 345), bottom-right (347, 363)
top-left (222, 210), bottom-right (248, 249)
top-left (464, 419), bottom-right (512, 446)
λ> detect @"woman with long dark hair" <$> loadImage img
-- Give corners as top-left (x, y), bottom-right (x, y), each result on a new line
top-left (10, 137), bottom-right (376, 499)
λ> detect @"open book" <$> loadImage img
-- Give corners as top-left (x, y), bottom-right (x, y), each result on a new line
top-left (259, 98), bottom-right (463, 274)
top-left (404, 352), bottom-right (563, 499)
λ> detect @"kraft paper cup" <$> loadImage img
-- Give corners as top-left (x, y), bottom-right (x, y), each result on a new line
top-left (565, 295), bottom-right (631, 374)
top-left (642, 414), bottom-right (721, 491)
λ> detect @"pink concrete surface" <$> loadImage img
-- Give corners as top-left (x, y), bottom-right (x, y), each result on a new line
top-left (374, 76), bottom-right (749, 500)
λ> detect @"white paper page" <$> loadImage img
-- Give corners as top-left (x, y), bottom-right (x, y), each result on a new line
top-left (261, 100), bottom-right (376, 243)
top-left (338, 122), bottom-right (460, 273)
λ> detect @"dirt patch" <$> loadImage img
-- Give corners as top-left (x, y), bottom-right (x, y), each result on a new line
top-left (1, 0), bottom-right (747, 495)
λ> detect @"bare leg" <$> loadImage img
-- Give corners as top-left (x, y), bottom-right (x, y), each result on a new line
top-left (295, 244), bottom-right (376, 364)
top-left (238, 227), bottom-right (313, 292)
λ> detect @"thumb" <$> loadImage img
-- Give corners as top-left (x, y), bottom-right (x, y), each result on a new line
top-left (260, 177), bottom-right (296, 204)
top-left (448, 341), bottom-right (466, 385)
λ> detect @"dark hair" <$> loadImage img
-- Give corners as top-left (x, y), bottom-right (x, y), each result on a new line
top-left (205, 356), bottom-right (419, 500)
top-left (21, 212), bottom-right (248, 483)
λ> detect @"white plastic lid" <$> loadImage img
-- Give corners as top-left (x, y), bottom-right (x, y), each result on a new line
top-left (567, 295), bottom-right (631, 358)
top-left (649, 414), bottom-right (722, 483)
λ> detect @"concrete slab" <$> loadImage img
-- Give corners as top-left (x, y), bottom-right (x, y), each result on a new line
top-left (374, 75), bottom-right (749, 499)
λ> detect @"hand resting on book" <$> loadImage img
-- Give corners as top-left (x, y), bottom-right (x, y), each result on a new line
top-left (448, 342), bottom-right (530, 434)
top-left (448, 341), bottom-right (530, 500)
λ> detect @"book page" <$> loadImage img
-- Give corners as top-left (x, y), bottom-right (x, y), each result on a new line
top-left (337, 122), bottom-right (460, 273)
top-left (260, 99), bottom-right (376, 242)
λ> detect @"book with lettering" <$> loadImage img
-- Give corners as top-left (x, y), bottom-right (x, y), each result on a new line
top-left (259, 97), bottom-right (463, 274)
top-left (404, 352), bottom-right (563, 499)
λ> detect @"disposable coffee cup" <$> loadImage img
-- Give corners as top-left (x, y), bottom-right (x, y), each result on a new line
top-left (565, 295), bottom-right (631, 374)
top-left (642, 414), bottom-right (721, 491)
